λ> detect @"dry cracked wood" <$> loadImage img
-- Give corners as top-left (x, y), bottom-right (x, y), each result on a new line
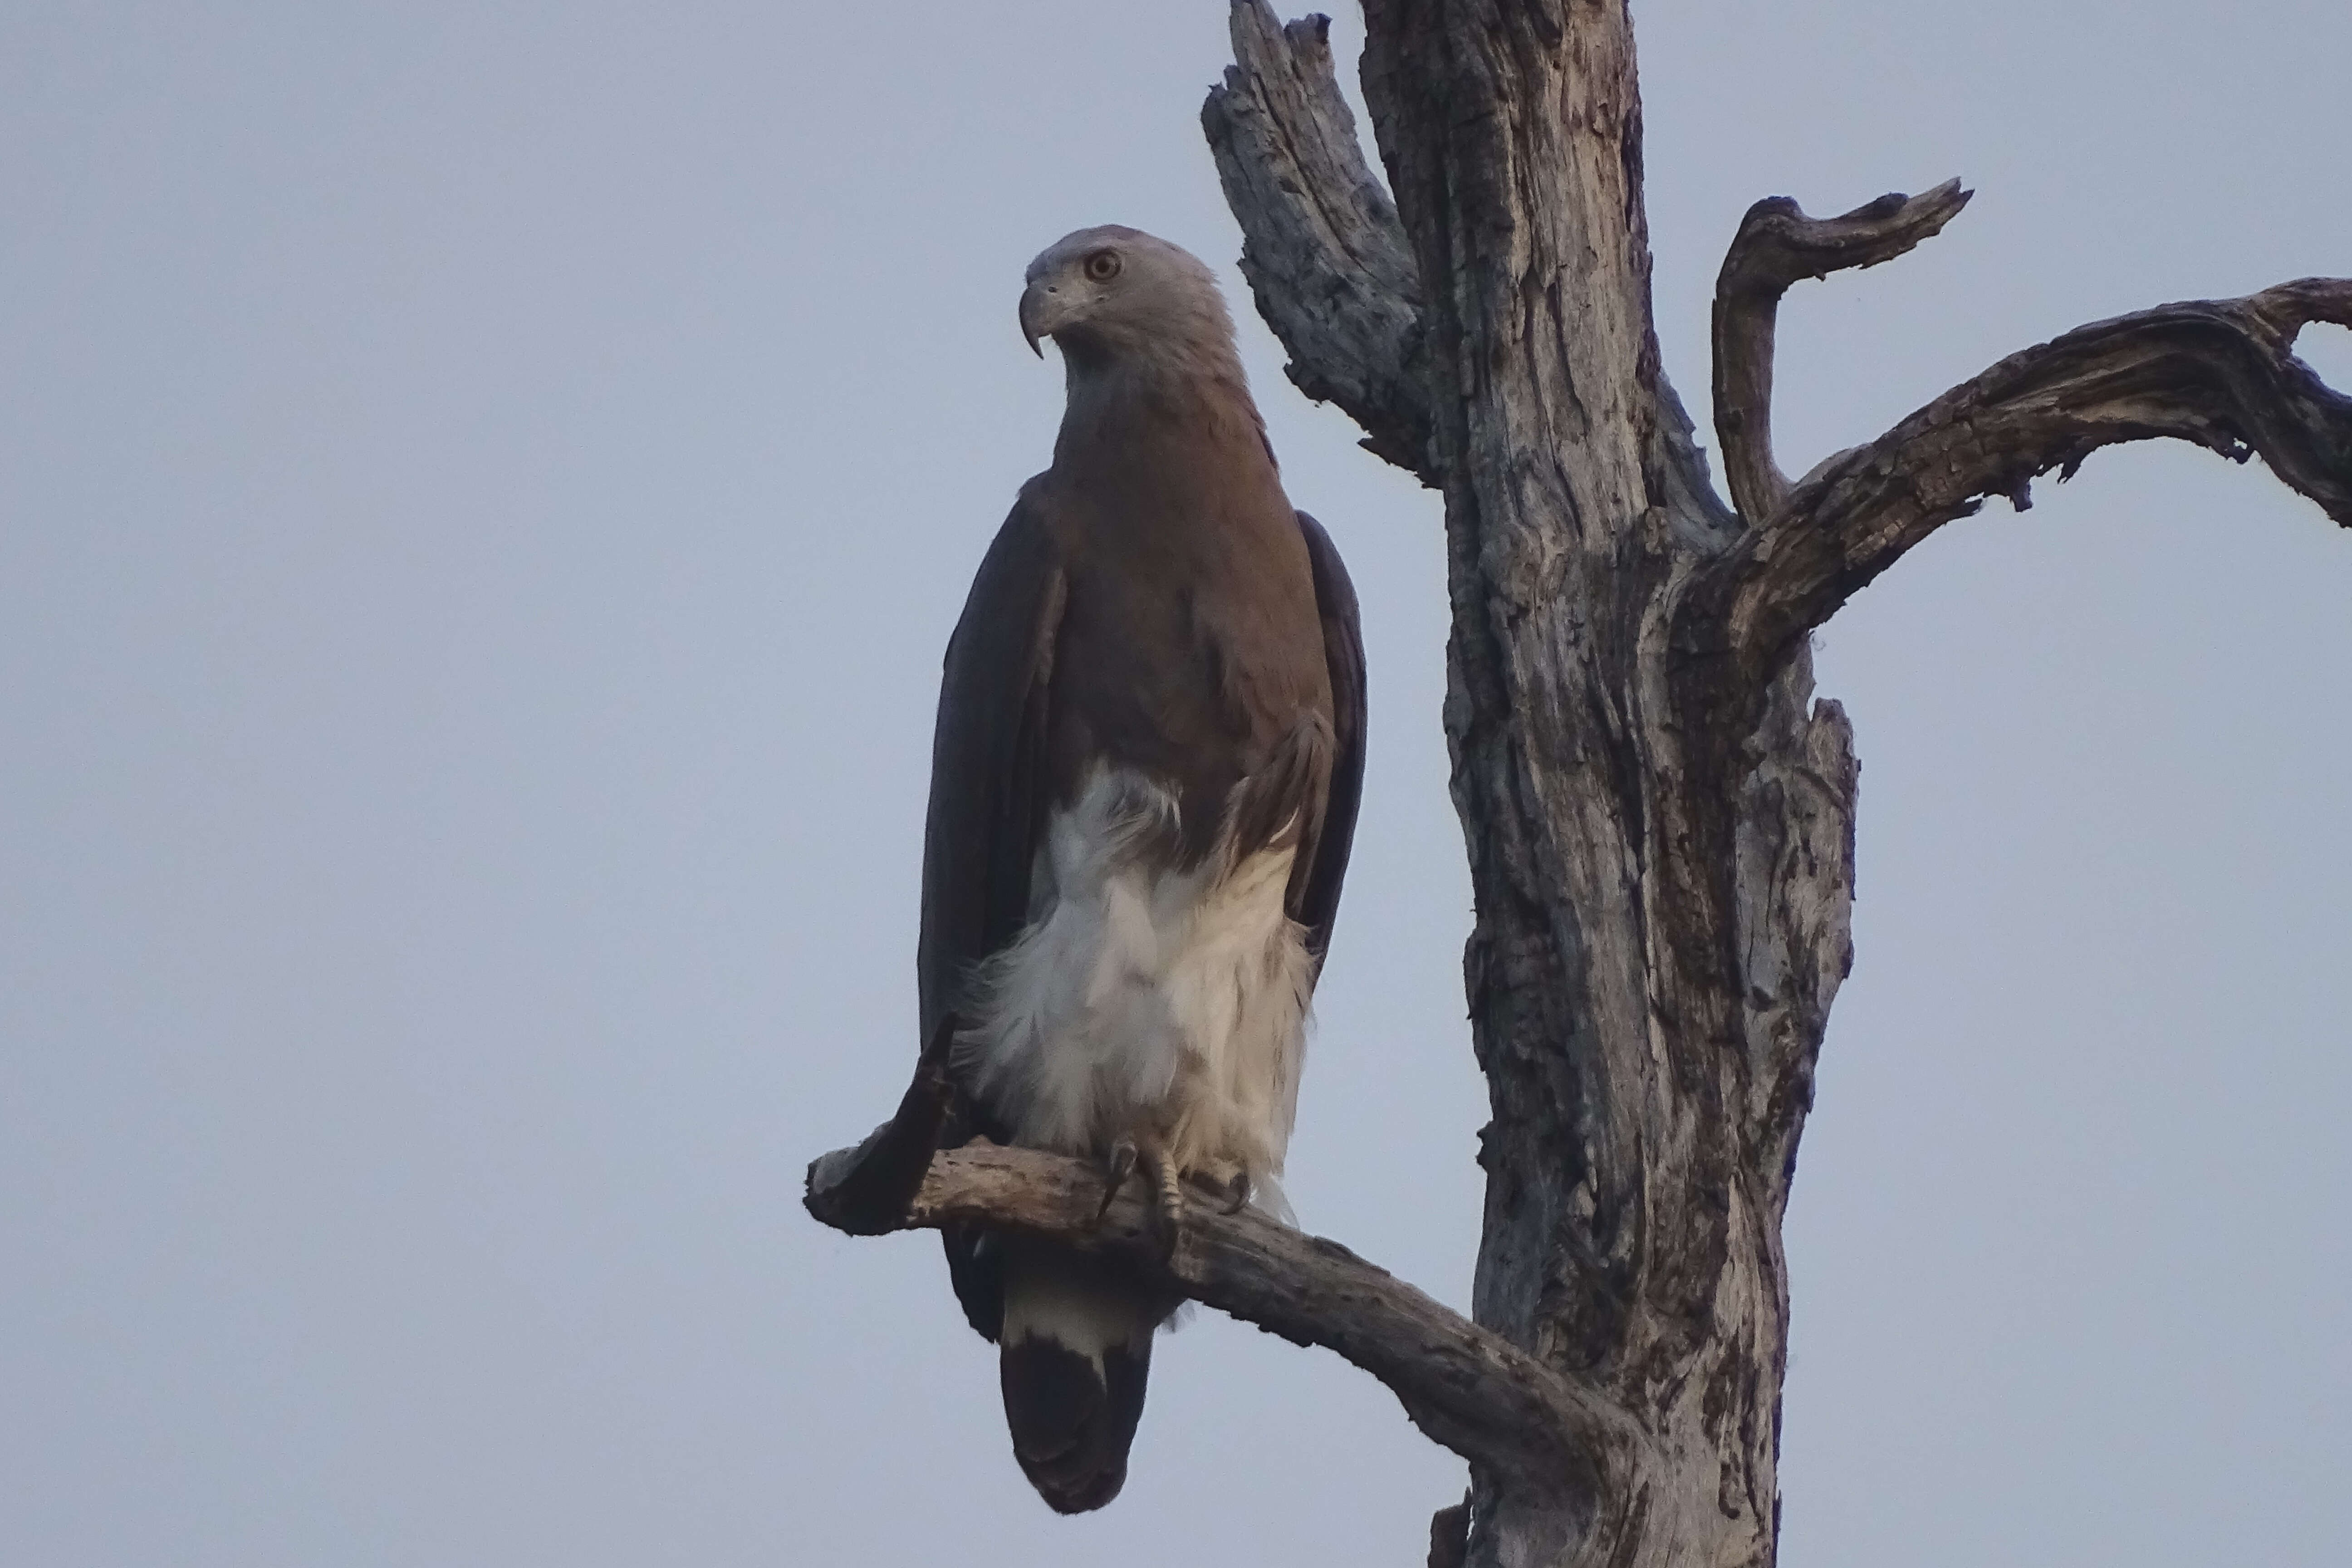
top-left (1711, 180), bottom-right (1974, 524)
top-left (1202, 6), bottom-right (1434, 480)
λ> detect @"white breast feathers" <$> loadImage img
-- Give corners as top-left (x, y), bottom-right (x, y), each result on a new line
top-left (955, 765), bottom-right (1313, 1215)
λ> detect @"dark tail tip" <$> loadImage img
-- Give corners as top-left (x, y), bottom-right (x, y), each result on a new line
top-left (1000, 1333), bottom-right (1152, 1514)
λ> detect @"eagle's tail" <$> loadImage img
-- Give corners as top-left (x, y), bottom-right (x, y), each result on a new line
top-left (996, 1239), bottom-right (1166, 1514)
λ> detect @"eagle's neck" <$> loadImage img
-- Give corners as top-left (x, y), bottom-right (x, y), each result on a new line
top-left (1053, 340), bottom-right (1273, 478)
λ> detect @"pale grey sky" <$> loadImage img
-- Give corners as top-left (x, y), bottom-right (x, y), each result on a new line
top-left (3, 4), bottom-right (2346, 1565)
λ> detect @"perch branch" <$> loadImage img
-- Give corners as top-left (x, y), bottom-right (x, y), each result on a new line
top-left (1203, 0), bottom-right (1434, 480)
top-left (807, 1134), bottom-right (1641, 1489)
top-left (1712, 179), bottom-right (1973, 524)
top-left (1704, 275), bottom-right (2352, 676)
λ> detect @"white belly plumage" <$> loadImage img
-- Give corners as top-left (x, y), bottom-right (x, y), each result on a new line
top-left (956, 765), bottom-right (1313, 1211)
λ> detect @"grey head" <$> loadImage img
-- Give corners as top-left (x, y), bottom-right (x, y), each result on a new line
top-left (1016, 226), bottom-right (1241, 379)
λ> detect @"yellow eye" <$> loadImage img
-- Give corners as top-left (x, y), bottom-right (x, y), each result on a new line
top-left (1083, 250), bottom-right (1121, 282)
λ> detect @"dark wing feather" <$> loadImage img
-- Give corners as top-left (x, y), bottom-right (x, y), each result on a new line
top-left (917, 484), bottom-right (1065, 1340)
top-left (917, 485), bottom-right (1065, 1047)
top-left (1290, 512), bottom-right (1366, 971)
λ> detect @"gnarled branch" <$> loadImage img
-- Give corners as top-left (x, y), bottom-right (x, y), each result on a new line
top-left (1704, 274), bottom-right (2352, 676)
top-left (1202, 1), bottom-right (1434, 480)
top-left (1712, 179), bottom-right (1973, 524)
top-left (805, 1108), bottom-right (1642, 1489)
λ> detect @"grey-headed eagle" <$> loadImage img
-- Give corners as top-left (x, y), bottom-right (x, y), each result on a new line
top-left (918, 226), bottom-right (1365, 1512)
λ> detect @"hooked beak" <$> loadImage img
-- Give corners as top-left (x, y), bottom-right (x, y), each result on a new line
top-left (1018, 280), bottom-right (1070, 358)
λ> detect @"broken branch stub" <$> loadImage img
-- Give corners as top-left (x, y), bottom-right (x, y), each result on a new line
top-left (1202, 1), bottom-right (1435, 481)
top-left (1711, 179), bottom-right (1973, 525)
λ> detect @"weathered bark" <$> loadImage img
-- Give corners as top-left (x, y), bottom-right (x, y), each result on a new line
top-left (1711, 181), bottom-right (1975, 525)
top-left (809, 4), bottom-right (2352, 1563)
top-left (1698, 273), bottom-right (2352, 684)
top-left (1200, 2), bottom-right (1436, 480)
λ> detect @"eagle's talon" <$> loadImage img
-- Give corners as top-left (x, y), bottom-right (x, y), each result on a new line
top-left (1216, 1172), bottom-right (1250, 1215)
top-left (1182, 1168), bottom-right (1250, 1215)
top-left (1095, 1136), bottom-right (1139, 1224)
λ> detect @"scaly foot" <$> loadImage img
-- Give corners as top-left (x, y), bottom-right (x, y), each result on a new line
top-left (1095, 1129), bottom-right (1187, 1258)
top-left (1139, 1132), bottom-right (1183, 1260)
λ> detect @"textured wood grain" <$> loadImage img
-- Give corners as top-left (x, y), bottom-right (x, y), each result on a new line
top-left (1201, 6), bottom-right (1433, 480)
top-left (1345, 4), bottom-right (1826, 1561)
top-left (1712, 181), bottom-right (1973, 524)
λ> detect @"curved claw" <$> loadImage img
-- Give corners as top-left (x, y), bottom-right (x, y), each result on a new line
top-left (1186, 1169), bottom-right (1251, 1215)
top-left (1217, 1172), bottom-right (1251, 1216)
top-left (1095, 1136), bottom-right (1139, 1224)
top-left (1097, 1130), bottom-right (1189, 1258)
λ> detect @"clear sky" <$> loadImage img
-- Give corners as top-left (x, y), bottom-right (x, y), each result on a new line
top-left (4, 3), bottom-right (2347, 1565)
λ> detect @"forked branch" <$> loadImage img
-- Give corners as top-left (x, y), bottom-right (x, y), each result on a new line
top-left (1713, 179), bottom-right (1973, 524)
top-left (1703, 274), bottom-right (2352, 675)
top-left (806, 1090), bottom-right (1640, 1489)
top-left (1202, 0), bottom-right (1433, 480)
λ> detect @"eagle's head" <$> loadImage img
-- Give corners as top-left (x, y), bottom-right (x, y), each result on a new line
top-left (1018, 225), bottom-right (1237, 374)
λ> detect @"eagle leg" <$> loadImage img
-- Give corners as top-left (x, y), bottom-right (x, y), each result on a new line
top-left (1141, 1133), bottom-right (1184, 1261)
top-left (1095, 1130), bottom-right (1186, 1258)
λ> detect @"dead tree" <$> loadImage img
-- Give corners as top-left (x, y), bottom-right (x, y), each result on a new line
top-left (808, 4), bottom-right (2352, 1563)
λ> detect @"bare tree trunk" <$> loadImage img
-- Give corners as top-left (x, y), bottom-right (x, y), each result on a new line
top-left (809, 5), bottom-right (2352, 1565)
top-left (1268, 5), bottom-right (1854, 1560)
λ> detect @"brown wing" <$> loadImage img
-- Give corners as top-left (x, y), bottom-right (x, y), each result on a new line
top-left (917, 484), bottom-right (1066, 1051)
top-left (916, 482), bottom-right (1065, 1340)
top-left (1290, 511), bottom-right (1366, 973)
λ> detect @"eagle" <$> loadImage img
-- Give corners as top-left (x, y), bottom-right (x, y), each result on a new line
top-left (918, 226), bottom-right (1366, 1513)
